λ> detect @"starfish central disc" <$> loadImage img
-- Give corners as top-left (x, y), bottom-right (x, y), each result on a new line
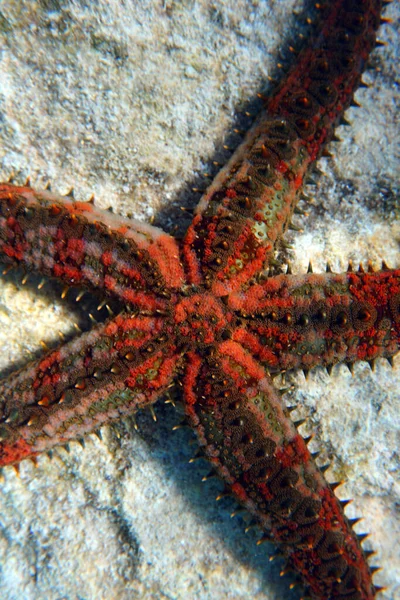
top-left (174, 292), bottom-right (231, 347)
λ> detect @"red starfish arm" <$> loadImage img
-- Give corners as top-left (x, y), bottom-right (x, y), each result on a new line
top-left (0, 312), bottom-right (179, 467)
top-left (182, 1), bottom-right (382, 295)
top-left (183, 348), bottom-right (377, 600)
top-left (228, 269), bottom-right (400, 372)
top-left (0, 183), bottom-right (185, 308)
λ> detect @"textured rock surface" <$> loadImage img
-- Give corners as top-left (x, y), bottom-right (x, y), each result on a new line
top-left (0, 1), bottom-right (399, 599)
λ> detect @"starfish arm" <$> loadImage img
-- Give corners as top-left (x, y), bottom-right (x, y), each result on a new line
top-left (0, 183), bottom-right (185, 308)
top-left (0, 312), bottom-right (179, 467)
top-left (228, 269), bottom-right (400, 372)
top-left (182, 1), bottom-right (382, 295)
top-left (183, 347), bottom-right (376, 600)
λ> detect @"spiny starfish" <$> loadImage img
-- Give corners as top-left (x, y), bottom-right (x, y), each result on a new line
top-left (0, 1), bottom-right (399, 599)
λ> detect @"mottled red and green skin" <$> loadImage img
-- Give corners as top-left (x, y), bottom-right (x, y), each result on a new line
top-left (0, 1), bottom-right (397, 599)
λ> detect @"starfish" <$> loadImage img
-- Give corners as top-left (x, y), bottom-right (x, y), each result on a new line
top-left (0, 1), bottom-right (398, 599)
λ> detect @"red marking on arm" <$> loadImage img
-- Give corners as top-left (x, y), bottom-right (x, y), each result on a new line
top-left (0, 438), bottom-right (37, 467)
top-left (101, 251), bottom-right (113, 266)
top-left (73, 201), bottom-right (93, 213)
top-left (275, 435), bottom-right (311, 468)
top-left (53, 264), bottom-right (83, 283)
top-left (231, 482), bottom-right (248, 503)
top-left (183, 353), bottom-right (202, 408)
top-left (37, 351), bottom-right (61, 375)
top-left (104, 274), bottom-right (116, 291)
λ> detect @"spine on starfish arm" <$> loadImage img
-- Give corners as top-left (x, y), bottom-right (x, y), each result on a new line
top-left (183, 0), bottom-right (384, 294)
top-left (0, 311), bottom-right (179, 467)
top-left (0, 183), bottom-right (185, 308)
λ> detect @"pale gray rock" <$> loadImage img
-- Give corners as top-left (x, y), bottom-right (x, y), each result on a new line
top-left (0, 1), bottom-right (399, 599)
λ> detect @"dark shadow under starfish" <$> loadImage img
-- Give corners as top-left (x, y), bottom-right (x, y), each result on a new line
top-left (0, 1), bottom-right (400, 600)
